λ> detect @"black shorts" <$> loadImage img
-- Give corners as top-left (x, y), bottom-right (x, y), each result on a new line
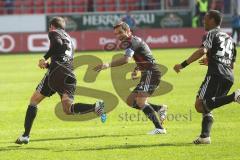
top-left (197, 75), bottom-right (233, 100)
top-left (133, 70), bottom-right (161, 95)
top-left (36, 62), bottom-right (76, 99)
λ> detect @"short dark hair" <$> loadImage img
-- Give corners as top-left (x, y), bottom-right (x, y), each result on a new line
top-left (49, 17), bottom-right (66, 29)
top-left (113, 21), bottom-right (130, 31)
top-left (207, 10), bottom-right (222, 26)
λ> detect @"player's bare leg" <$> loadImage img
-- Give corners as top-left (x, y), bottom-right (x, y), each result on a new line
top-left (15, 91), bottom-right (45, 144)
top-left (195, 98), bottom-right (205, 113)
top-left (126, 92), bottom-right (138, 108)
top-left (61, 94), bottom-right (74, 115)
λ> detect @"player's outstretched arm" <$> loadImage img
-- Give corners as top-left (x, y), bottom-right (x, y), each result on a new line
top-left (94, 55), bottom-right (131, 72)
top-left (173, 47), bottom-right (207, 73)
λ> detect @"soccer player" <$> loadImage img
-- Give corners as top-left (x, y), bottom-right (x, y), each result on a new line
top-left (174, 10), bottom-right (239, 144)
top-left (15, 17), bottom-right (106, 144)
top-left (94, 22), bottom-right (167, 135)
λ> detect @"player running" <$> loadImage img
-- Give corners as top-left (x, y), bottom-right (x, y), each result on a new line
top-left (174, 10), bottom-right (239, 144)
top-left (15, 17), bottom-right (106, 144)
top-left (94, 21), bottom-right (167, 135)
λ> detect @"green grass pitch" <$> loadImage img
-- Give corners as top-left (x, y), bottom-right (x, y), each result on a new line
top-left (0, 48), bottom-right (240, 160)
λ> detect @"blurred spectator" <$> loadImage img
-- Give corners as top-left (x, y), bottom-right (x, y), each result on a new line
top-left (122, 12), bottom-right (136, 31)
top-left (196, 0), bottom-right (208, 27)
top-left (232, 10), bottom-right (240, 45)
top-left (4, 0), bottom-right (14, 14)
top-left (193, 0), bottom-right (200, 28)
top-left (192, 13), bottom-right (200, 28)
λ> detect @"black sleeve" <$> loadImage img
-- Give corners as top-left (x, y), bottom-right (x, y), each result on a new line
top-left (230, 42), bottom-right (237, 69)
top-left (232, 42), bottom-right (237, 63)
top-left (196, 2), bottom-right (200, 14)
top-left (43, 31), bottom-right (63, 60)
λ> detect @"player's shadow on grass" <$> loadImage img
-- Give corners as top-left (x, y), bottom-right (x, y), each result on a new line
top-left (0, 146), bottom-right (50, 152)
top-left (30, 134), bottom-right (145, 142)
top-left (54, 143), bottom-right (193, 152)
top-left (0, 143), bottom-right (193, 152)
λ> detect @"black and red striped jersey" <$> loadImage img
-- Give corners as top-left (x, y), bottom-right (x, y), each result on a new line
top-left (124, 35), bottom-right (157, 71)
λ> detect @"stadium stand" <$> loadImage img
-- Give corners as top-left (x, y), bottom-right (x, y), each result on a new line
top-left (0, 0), bottom-right (164, 14)
top-left (0, 0), bottom-right (232, 15)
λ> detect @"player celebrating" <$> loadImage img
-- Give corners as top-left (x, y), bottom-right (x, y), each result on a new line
top-left (94, 22), bottom-right (167, 135)
top-left (15, 17), bottom-right (106, 144)
top-left (174, 10), bottom-right (239, 144)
